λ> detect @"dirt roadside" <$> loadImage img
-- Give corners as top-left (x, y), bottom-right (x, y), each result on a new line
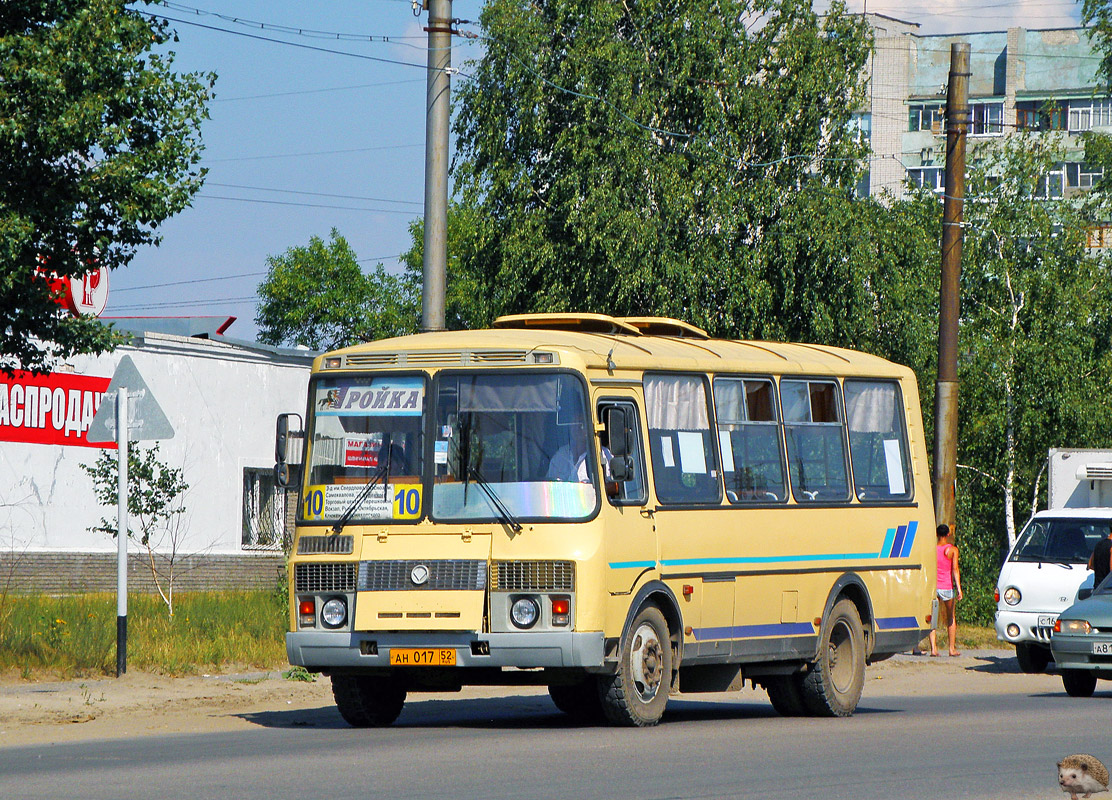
top-left (0, 645), bottom-right (1044, 748)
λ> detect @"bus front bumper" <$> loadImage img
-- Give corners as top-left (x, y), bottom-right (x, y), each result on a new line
top-left (286, 630), bottom-right (606, 671)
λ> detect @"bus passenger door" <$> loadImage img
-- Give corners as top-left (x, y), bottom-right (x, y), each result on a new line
top-left (598, 400), bottom-right (655, 596)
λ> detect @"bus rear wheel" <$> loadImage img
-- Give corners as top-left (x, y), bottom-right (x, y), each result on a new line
top-left (599, 605), bottom-right (673, 727)
top-left (548, 677), bottom-right (605, 723)
top-left (331, 674), bottom-right (407, 727)
top-left (800, 598), bottom-right (866, 717)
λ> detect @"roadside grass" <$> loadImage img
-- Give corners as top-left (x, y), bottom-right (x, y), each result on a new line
top-left (914, 624), bottom-right (1004, 653)
top-left (0, 591), bottom-right (287, 679)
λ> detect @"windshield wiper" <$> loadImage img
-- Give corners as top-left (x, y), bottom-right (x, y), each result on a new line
top-left (466, 464), bottom-right (523, 534)
top-left (332, 462), bottom-right (390, 534)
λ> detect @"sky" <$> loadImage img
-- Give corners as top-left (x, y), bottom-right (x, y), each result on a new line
top-left (107, 0), bottom-right (1086, 342)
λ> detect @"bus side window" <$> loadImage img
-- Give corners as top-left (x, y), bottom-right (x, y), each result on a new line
top-left (781, 379), bottom-right (850, 503)
top-left (644, 374), bottom-right (721, 505)
top-left (844, 380), bottom-right (913, 502)
top-left (713, 377), bottom-right (787, 503)
top-left (599, 401), bottom-right (647, 505)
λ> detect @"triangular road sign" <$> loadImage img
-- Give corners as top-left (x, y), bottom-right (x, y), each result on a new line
top-left (86, 355), bottom-right (174, 443)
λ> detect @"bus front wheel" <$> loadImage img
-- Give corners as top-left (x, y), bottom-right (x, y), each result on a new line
top-left (800, 597), bottom-right (865, 717)
top-left (331, 674), bottom-right (407, 727)
top-left (599, 605), bottom-right (673, 727)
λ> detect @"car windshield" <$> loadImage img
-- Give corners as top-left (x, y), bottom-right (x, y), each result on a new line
top-left (430, 372), bottom-right (598, 523)
top-left (1010, 518), bottom-right (1109, 564)
top-left (301, 376), bottom-right (425, 524)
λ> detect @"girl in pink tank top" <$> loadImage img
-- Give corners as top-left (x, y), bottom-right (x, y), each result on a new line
top-left (930, 525), bottom-right (963, 657)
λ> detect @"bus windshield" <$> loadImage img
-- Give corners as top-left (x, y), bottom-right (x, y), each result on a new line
top-left (302, 376), bottom-right (425, 523)
top-left (430, 372), bottom-right (598, 522)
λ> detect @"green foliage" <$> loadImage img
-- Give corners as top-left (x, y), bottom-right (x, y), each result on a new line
top-left (255, 228), bottom-right (418, 349)
top-left (943, 134), bottom-right (1112, 623)
top-left (1084, 1), bottom-right (1112, 90)
top-left (450, 0), bottom-right (885, 341)
top-left (0, 592), bottom-right (287, 677)
top-left (282, 665), bottom-right (317, 682)
top-left (0, 0), bottom-right (213, 374)
top-left (80, 441), bottom-right (188, 546)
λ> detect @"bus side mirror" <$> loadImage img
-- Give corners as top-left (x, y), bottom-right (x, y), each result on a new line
top-left (605, 406), bottom-right (634, 483)
top-left (275, 413), bottom-right (304, 489)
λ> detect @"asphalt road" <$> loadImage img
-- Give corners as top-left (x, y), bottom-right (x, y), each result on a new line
top-left (2, 653), bottom-right (1107, 800)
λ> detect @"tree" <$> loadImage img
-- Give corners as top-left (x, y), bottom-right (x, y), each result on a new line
top-left (943, 134), bottom-right (1112, 621)
top-left (1083, 1), bottom-right (1112, 89)
top-left (451, 0), bottom-right (879, 340)
top-left (399, 205), bottom-right (487, 330)
top-left (255, 229), bottom-right (418, 350)
top-left (0, 1), bottom-right (213, 374)
top-left (81, 442), bottom-right (190, 616)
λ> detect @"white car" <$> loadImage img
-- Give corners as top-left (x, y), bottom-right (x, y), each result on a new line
top-left (994, 509), bottom-right (1110, 672)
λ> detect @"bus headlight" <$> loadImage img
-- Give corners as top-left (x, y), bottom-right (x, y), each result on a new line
top-left (1003, 587), bottom-right (1021, 606)
top-left (320, 597), bottom-right (348, 628)
top-left (510, 596), bottom-right (540, 629)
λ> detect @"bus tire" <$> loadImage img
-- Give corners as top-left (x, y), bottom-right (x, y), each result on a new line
top-left (1061, 669), bottom-right (1097, 698)
top-left (765, 675), bottom-right (808, 717)
top-left (1015, 642), bottom-right (1051, 674)
top-left (801, 597), bottom-right (866, 717)
top-left (331, 674), bottom-right (407, 727)
top-left (599, 605), bottom-right (673, 727)
top-left (548, 678), bottom-right (605, 723)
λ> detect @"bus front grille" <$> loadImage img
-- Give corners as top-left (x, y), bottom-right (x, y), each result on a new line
top-left (358, 560), bottom-right (487, 591)
top-left (491, 560), bottom-right (575, 592)
top-left (295, 562), bottom-right (357, 593)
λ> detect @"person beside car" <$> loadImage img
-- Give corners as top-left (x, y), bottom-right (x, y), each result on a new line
top-left (1088, 527), bottom-right (1112, 589)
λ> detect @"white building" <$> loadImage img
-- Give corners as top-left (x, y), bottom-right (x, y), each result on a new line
top-left (0, 318), bottom-right (313, 593)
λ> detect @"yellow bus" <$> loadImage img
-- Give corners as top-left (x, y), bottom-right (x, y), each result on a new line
top-left (277, 313), bottom-right (936, 727)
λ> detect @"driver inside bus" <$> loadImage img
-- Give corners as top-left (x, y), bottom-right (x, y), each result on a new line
top-left (546, 421), bottom-right (612, 484)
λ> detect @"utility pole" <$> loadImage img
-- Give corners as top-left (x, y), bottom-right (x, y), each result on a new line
top-left (933, 42), bottom-right (969, 534)
top-left (420, 0), bottom-right (452, 333)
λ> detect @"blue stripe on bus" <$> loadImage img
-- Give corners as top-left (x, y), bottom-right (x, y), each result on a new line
top-left (607, 520), bottom-right (922, 572)
top-left (899, 520), bottom-right (919, 559)
top-left (875, 616), bottom-right (919, 630)
top-left (879, 527), bottom-right (896, 558)
top-left (693, 622), bottom-right (816, 641)
top-left (889, 524), bottom-right (907, 559)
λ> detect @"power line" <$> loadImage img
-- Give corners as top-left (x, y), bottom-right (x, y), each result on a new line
top-left (213, 78), bottom-right (424, 103)
top-left (196, 194), bottom-right (422, 215)
top-left (141, 11), bottom-right (432, 71)
top-left (205, 142), bottom-right (422, 163)
top-left (206, 182), bottom-right (422, 206)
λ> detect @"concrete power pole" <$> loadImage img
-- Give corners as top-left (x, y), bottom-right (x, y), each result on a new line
top-left (420, 0), bottom-right (452, 333)
top-left (933, 42), bottom-right (969, 533)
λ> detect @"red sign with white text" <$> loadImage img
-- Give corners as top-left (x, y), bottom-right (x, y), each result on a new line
top-left (0, 372), bottom-right (114, 448)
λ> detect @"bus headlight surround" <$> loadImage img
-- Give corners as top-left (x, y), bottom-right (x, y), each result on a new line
top-left (1003, 587), bottom-right (1021, 606)
top-left (320, 597), bottom-right (348, 629)
top-left (510, 596), bottom-right (540, 629)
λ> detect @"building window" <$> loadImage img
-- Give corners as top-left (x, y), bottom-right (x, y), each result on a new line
top-left (1034, 164), bottom-right (1066, 199)
top-left (908, 104), bottom-right (944, 133)
top-left (1016, 101), bottom-right (1067, 131)
top-left (970, 102), bottom-right (1003, 135)
top-left (243, 467), bottom-right (286, 550)
top-left (1068, 99), bottom-right (1112, 132)
top-left (1066, 162), bottom-right (1104, 191)
top-left (907, 166), bottom-right (944, 193)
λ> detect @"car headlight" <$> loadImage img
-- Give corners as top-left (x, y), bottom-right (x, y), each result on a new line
top-left (1058, 619), bottom-right (1092, 635)
top-left (1003, 587), bottom-right (1021, 606)
top-left (510, 596), bottom-right (540, 629)
top-left (320, 597), bottom-right (348, 628)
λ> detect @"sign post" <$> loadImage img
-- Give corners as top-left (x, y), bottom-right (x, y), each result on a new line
top-left (87, 356), bottom-right (174, 677)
